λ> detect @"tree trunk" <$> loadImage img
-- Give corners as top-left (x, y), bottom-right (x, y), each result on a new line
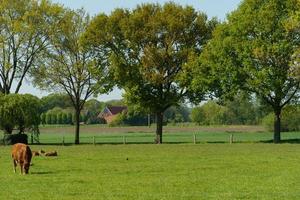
top-left (155, 112), bottom-right (163, 144)
top-left (273, 109), bottom-right (281, 143)
top-left (75, 109), bottom-right (80, 144)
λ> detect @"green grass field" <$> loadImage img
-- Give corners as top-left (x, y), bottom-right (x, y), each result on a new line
top-left (1, 125), bottom-right (300, 199)
top-left (1, 144), bottom-right (300, 200)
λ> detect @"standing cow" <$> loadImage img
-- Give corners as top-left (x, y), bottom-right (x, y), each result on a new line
top-left (11, 143), bottom-right (32, 174)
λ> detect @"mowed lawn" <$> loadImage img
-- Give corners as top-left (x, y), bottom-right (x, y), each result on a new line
top-left (1, 144), bottom-right (300, 200)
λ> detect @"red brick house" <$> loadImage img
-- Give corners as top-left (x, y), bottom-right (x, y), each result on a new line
top-left (98, 106), bottom-right (127, 124)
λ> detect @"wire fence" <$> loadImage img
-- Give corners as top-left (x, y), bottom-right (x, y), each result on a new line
top-left (34, 134), bottom-right (202, 145)
top-left (2, 131), bottom-right (300, 145)
top-left (32, 132), bottom-right (299, 145)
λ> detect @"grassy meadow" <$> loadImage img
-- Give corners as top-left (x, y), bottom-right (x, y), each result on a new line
top-left (1, 144), bottom-right (300, 199)
top-left (1, 125), bottom-right (300, 199)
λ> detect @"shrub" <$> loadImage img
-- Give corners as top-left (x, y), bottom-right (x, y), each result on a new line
top-left (3, 134), bottom-right (28, 145)
top-left (262, 105), bottom-right (300, 132)
top-left (0, 94), bottom-right (41, 134)
top-left (190, 101), bottom-right (228, 125)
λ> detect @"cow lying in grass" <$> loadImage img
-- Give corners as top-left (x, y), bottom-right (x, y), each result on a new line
top-left (11, 143), bottom-right (32, 175)
top-left (32, 149), bottom-right (58, 157)
top-left (44, 151), bottom-right (57, 156)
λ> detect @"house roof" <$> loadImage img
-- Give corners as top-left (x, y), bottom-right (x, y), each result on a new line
top-left (107, 106), bottom-right (127, 115)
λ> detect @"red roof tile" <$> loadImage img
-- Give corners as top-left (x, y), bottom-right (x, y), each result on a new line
top-left (107, 106), bottom-right (127, 115)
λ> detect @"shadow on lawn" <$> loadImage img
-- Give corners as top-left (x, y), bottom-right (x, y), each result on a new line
top-left (31, 171), bottom-right (54, 175)
top-left (260, 139), bottom-right (300, 144)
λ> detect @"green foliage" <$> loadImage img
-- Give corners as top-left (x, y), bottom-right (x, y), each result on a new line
top-left (190, 106), bottom-right (205, 125)
top-left (164, 105), bottom-right (191, 123)
top-left (190, 93), bottom-right (269, 125)
top-left (57, 113), bottom-right (63, 124)
top-left (51, 113), bottom-right (57, 124)
top-left (40, 93), bottom-right (72, 113)
top-left (83, 99), bottom-right (105, 124)
top-left (84, 2), bottom-right (216, 143)
top-left (40, 113), bottom-right (46, 125)
top-left (0, 0), bottom-right (65, 94)
top-left (0, 94), bottom-right (41, 134)
top-left (45, 113), bottom-right (52, 125)
top-left (62, 113), bottom-right (68, 124)
top-left (32, 9), bottom-right (113, 144)
top-left (196, 0), bottom-right (300, 142)
top-left (222, 93), bottom-right (265, 125)
top-left (191, 101), bottom-right (228, 125)
top-left (109, 110), bottom-right (148, 127)
top-left (263, 105), bottom-right (300, 132)
top-left (109, 112), bottom-right (127, 127)
top-left (43, 107), bottom-right (77, 125)
top-left (67, 113), bottom-right (73, 125)
top-left (105, 99), bottom-right (125, 107)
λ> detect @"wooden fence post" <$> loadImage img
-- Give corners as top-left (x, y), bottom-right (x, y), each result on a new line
top-left (123, 136), bottom-right (126, 145)
top-left (193, 134), bottom-right (197, 144)
top-left (93, 136), bottom-right (96, 145)
top-left (62, 136), bottom-right (65, 146)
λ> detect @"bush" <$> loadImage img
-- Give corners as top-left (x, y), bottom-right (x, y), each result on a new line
top-left (0, 94), bottom-right (41, 134)
top-left (190, 101), bottom-right (228, 125)
top-left (109, 112), bottom-right (127, 127)
top-left (3, 134), bottom-right (28, 145)
top-left (262, 105), bottom-right (300, 132)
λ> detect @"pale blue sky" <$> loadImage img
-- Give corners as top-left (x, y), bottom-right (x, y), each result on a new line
top-left (20, 0), bottom-right (242, 101)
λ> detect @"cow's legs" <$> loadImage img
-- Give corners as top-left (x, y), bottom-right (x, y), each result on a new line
top-left (12, 160), bottom-right (17, 173)
top-left (19, 162), bottom-right (24, 174)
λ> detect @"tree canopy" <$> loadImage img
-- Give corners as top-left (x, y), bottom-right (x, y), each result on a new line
top-left (32, 9), bottom-right (112, 144)
top-left (0, 94), bottom-right (41, 134)
top-left (84, 2), bottom-right (217, 143)
top-left (0, 0), bottom-right (64, 94)
top-left (195, 0), bottom-right (300, 143)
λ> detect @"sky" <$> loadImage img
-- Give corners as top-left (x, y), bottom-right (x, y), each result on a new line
top-left (19, 0), bottom-right (242, 101)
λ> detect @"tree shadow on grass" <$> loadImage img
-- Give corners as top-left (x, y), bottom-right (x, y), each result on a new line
top-left (31, 171), bottom-right (54, 175)
top-left (260, 139), bottom-right (300, 144)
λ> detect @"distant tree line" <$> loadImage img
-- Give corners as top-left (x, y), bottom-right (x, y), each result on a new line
top-left (39, 93), bottom-right (192, 126)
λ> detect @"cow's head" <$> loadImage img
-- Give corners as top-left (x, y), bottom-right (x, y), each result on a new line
top-left (23, 163), bottom-right (30, 174)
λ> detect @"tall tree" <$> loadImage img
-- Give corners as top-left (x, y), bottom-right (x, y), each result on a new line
top-left (33, 9), bottom-right (111, 144)
top-left (196, 0), bottom-right (300, 143)
top-left (0, 0), bottom-right (63, 94)
top-left (84, 3), bottom-right (216, 143)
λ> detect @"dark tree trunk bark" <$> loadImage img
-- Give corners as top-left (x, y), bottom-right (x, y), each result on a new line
top-left (75, 109), bottom-right (80, 144)
top-left (155, 112), bottom-right (163, 144)
top-left (274, 109), bottom-right (281, 143)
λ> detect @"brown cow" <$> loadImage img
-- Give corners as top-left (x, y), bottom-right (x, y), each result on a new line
top-left (11, 143), bottom-right (32, 174)
top-left (44, 151), bottom-right (57, 157)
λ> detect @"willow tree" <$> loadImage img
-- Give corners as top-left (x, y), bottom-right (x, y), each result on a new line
top-left (196, 0), bottom-right (300, 143)
top-left (0, 94), bottom-right (41, 134)
top-left (33, 9), bottom-right (111, 144)
top-left (83, 3), bottom-right (216, 143)
top-left (0, 0), bottom-right (64, 94)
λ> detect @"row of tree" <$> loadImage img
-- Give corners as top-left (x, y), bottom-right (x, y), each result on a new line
top-left (39, 93), bottom-right (191, 125)
top-left (0, 0), bottom-right (299, 144)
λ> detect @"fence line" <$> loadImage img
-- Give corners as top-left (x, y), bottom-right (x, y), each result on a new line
top-left (32, 134), bottom-right (204, 145)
